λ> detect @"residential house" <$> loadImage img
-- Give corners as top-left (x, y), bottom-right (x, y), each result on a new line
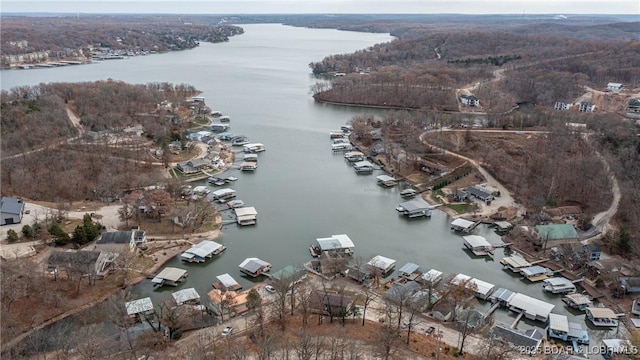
top-left (460, 95), bottom-right (480, 107)
top-left (96, 230), bottom-right (146, 251)
top-left (578, 102), bottom-right (596, 112)
top-left (1, 197), bottom-right (25, 225)
top-left (449, 189), bottom-right (469, 202)
top-left (582, 243), bottom-right (602, 261)
top-left (465, 186), bottom-right (494, 203)
top-left (208, 288), bottom-right (252, 316)
top-left (309, 290), bottom-right (353, 317)
top-left (627, 98), bottom-right (640, 113)
top-left (48, 250), bottom-right (116, 279)
top-left (491, 323), bottom-right (544, 356)
top-left (176, 159), bottom-right (211, 174)
top-left (554, 101), bottom-right (572, 110)
top-left (606, 82), bottom-right (624, 91)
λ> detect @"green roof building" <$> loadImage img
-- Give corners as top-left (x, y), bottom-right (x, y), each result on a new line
top-left (535, 224), bottom-right (579, 243)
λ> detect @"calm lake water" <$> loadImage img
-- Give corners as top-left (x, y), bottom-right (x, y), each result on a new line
top-left (1, 24), bottom-right (615, 344)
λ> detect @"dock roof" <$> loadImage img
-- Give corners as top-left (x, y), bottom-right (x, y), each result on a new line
top-left (586, 307), bottom-right (616, 319)
top-left (125, 297), bottom-right (153, 316)
top-left (353, 160), bottom-right (374, 168)
top-left (490, 288), bottom-right (516, 303)
top-left (603, 339), bottom-right (632, 354)
top-left (508, 293), bottom-right (555, 320)
top-left (172, 288), bottom-right (200, 305)
top-left (564, 293), bottom-right (592, 306)
top-left (543, 277), bottom-right (574, 287)
top-left (398, 263), bottom-right (420, 276)
top-left (152, 267), bottom-right (187, 283)
top-left (421, 269), bottom-right (443, 283)
top-left (470, 278), bottom-right (496, 296)
top-left (184, 240), bottom-right (224, 258)
top-left (316, 234), bottom-right (354, 251)
top-left (397, 199), bottom-right (431, 212)
top-left (500, 255), bottom-right (531, 269)
top-left (451, 273), bottom-right (472, 285)
top-left (549, 313), bottom-right (570, 333)
top-left (239, 258), bottom-right (270, 273)
top-left (344, 151), bottom-right (363, 157)
top-left (463, 235), bottom-right (491, 248)
top-left (216, 273), bottom-right (240, 289)
top-left (492, 324), bottom-right (544, 353)
top-left (270, 265), bottom-right (304, 281)
top-left (520, 265), bottom-right (551, 277)
top-left (368, 255), bottom-right (396, 271)
top-left (235, 207), bottom-right (258, 217)
top-left (376, 175), bottom-right (397, 182)
top-left (451, 218), bottom-right (475, 229)
top-left (212, 188), bottom-right (236, 197)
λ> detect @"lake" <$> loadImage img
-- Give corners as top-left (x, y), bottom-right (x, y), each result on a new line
top-left (1, 24), bottom-right (612, 344)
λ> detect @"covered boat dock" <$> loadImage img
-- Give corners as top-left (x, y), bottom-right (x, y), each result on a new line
top-left (151, 267), bottom-right (188, 287)
top-left (213, 273), bottom-right (242, 291)
top-left (181, 240), bottom-right (226, 262)
top-left (395, 198), bottom-right (432, 218)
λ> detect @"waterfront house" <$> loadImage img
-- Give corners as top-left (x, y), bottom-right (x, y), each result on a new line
top-left (239, 257), bottom-right (272, 277)
top-left (562, 293), bottom-right (593, 311)
top-left (172, 288), bottom-right (201, 306)
top-left (606, 82), bottom-right (624, 91)
top-left (48, 250), bottom-right (115, 279)
top-left (176, 158), bottom-right (211, 174)
top-left (125, 297), bottom-right (154, 321)
top-left (151, 267), bottom-right (188, 287)
top-left (460, 94), bottom-right (480, 107)
top-left (507, 293), bottom-right (555, 322)
top-left (578, 101), bottom-right (596, 112)
top-left (235, 207), bottom-right (258, 226)
top-left (534, 224), bottom-right (579, 245)
top-left (542, 277), bottom-right (576, 294)
top-left (315, 234), bottom-right (355, 256)
top-left (489, 288), bottom-right (516, 306)
top-left (554, 101), bottom-right (572, 110)
top-left (582, 243), bottom-right (602, 261)
top-left (450, 218), bottom-right (475, 232)
top-left (212, 273), bottom-right (242, 291)
top-left (491, 324), bottom-right (544, 356)
top-left (395, 199), bottom-right (432, 218)
top-left (208, 288), bottom-right (251, 316)
top-left (628, 98), bottom-right (640, 113)
top-left (500, 255), bottom-right (532, 273)
top-left (181, 240), bottom-right (226, 262)
top-left (269, 265), bottom-right (306, 287)
top-left (520, 265), bottom-right (554, 282)
top-left (353, 160), bottom-right (375, 174)
top-left (367, 255), bottom-right (396, 275)
top-left (309, 290), bottom-right (353, 317)
top-left (463, 235), bottom-right (494, 256)
top-left (547, 313), bottom-right (589, 345)
top-left (420, 269), bottom-right (443, 285)
top-left (0, 197), bottom-right (25, 225)
top-left (466, 186), bottom-right (494, 202)
top-left (398, 263), bottom-right (421, 280)
top-left (376, 175), bottom-right (398, 187)
top-left (585, 307), bottom-right (618, 327)
top-left (96, 230), bottom-right (146, 251)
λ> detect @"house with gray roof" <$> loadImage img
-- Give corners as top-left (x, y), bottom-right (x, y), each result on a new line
top-left (48, 250), bottom-right (117, 279)
top-left (1, 197), bottom-right (25, 225)
top-left (96, 230), bottom-right (146, 251)
top-left (491, 323), bottom-right (544, 355)
top-left (465, 186), bottom-right (494, 203)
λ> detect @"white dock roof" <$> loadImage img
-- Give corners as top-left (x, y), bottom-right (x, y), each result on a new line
top-left (185, 240), bottom-right (224, 258)
top-left (548, 313), bottom-right (569, 333)
top-left (398, 262), bottom-right (420, 275)
top-left (463, 235), bottom-right (491, 248)
top-left (451, 218), bottom-right (475, 228)
top-left (235, 207), bottom-right (258, 217)
top-left (368, 255), bottom-right (396, 271)
top-left (354, 160), bottom-right (374, 168)
top-left (508, 293), bottom-right (555, 320)
top-left (521, 265), bottom-right (551, 277)
top-left (212, 188), bottom-right (236, 197)
top-left (217, 273), bottom-right (240, 288)
top-left (316, 234), bottom-right (355, 251)
top-left (239, 257), bottom-right (270, 273)
top-left (470, 278), bottom-right (496, 296)
top-left (451, 273), bottom-right (472, 285)
top-left (543, 277), bottom-right (574, 287)
top-left (397, 198), bottom-right (431, 212)
top-left (172, 288), bottom-right (200, 305)
top-left (152, 267), bottom-right (188, 283)
top-left (376, 175), bottom-right (397, 182)
top-left (125, 297), bottom-right (153, 316)
top-left (500, 255), bottom-right (531, 268)
top-left (422, 269), bottom-right (443, 283)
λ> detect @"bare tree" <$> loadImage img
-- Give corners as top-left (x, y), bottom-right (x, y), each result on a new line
top-left (294, 331), bottom-right (314, 360)
top-left (118, 202), bottom-right (135, 227)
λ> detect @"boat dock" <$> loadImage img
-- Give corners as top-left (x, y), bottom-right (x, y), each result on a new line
top-left (511, 312), bottom-right (524, 328)
top-left (484, 302), bottom-right (501, 319)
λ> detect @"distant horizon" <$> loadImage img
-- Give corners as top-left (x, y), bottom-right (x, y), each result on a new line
top-left (2, 1), bottom-right (639, 15)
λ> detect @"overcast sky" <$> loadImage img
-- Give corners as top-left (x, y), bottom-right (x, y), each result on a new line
top-left (2, 0), bottom-right (638, 14)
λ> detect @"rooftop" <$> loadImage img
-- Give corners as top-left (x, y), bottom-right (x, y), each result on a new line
top-left (0, 197), bottom-right (24, 215)
top-left (172, 288), bottom-right (200, 305)
top-left (535, 224), bottom-right (578, 241)
top-left (152, 267), bottom-right (188, 282)
top-left (239, 258), bottom-right (270, 273)
top-left (125, 297), bottom-right (153, 316)
top-left (216, 273), bottom-right (240, 289)
top-left (316, 234), bottom-right (355, 251)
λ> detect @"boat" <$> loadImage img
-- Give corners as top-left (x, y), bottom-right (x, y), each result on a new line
top-left (211, 111), bottom-right (223, 117)
top-left (542, 277), bottom-right (577, 294)
top-left (240, 162), bottom-right (257, 172)
top-left (225, 176), bottom-right (238, 182)
top-left (208, 177), bottom-right (227, 186)
top-left (376, 175), bottom-right (398, 187)
top-left (333, 138), bottom-right (350, 144)
top-left (219, 115), bottom-right (231, 122)
top-left (399, 188), bottom-right (417, 198)
top-left (231, 136), bottom-right (250, 146)
top-left (309, 244), bottom-right (322, 258)
top-left (562, 293), bottom-right (593, 311)
top-left (243, 143), bottom-right (265, 153)
top-left (217, 132), bottom-right (234, 141)
top-left (344, 151), bottom-right (365, 162)
top-left (227, 199), bottom-right (245, 209)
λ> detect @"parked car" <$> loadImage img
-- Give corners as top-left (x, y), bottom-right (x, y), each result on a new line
top-left (221, 326), bottom-right (233, 336)
top-left (425, 326), bottom-right (435, 335)
top-left (265, 285), bottom-right (275, 293)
